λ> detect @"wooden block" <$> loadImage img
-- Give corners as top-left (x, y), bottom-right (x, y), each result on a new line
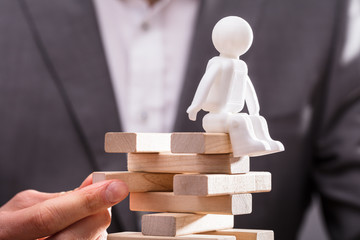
top-left (173, 172), bottom-right (271, 196)
top-left (171, 133), bottom-right (232, 154)
top-left (92, 172), bottom-right (174, 192)
top-left (201, 229), bottom-right (274, 240)
top-left (105, 132), bottom-right (171, 153)
top-left (130, 192), bottom-right (252, 215)
top-left (108, 232), bottom-right (236, 240)
top-left (249, 172), bottom-right (272, 193)
top-left (128, 153), bottom-right (249, 174)
top-left (142, 213), bottom-right (234, 237)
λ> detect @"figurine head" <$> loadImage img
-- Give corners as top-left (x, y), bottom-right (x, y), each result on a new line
top-left (212, 16), bottom-right (253, 58)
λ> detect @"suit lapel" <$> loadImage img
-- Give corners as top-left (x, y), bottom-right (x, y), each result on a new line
top-left (174, 0), bottom-right (266, 132)
top-left (23, 0), bottom-right (120, 168)
top-left (23, 0), bottom-right (136, 230)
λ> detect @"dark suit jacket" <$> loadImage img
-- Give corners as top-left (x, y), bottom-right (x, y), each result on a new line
top-left (1, 0), bottom-right (359, 239)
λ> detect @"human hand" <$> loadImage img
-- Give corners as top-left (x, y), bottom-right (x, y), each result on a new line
top-left (0, 175), bottom-right (128, 240)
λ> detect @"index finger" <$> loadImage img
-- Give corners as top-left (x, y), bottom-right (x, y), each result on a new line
top-left (4, 180), bottom-right (128, 240)
top-left (78, 174), bottom-right (94, 189)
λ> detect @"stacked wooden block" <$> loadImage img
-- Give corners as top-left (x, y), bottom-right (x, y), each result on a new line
top-left (93, 132), bottom-right (274, 240)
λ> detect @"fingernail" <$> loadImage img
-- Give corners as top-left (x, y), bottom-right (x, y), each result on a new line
top-left (105, 181), bottom-right (128, 203)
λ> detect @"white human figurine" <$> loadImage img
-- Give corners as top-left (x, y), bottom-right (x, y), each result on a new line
top-left (187, 16), bottom-right (284, 157)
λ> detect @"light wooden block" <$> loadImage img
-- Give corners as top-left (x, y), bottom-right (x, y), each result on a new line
top-left (92, 172), bottom-right (174, 192)
top-left (171, 133), bottom-right (232, 154)
top-left (173, 172), bottom-right (271, 196)
top-left (201, 229), bottom-right (274, 240)
top-left (130, 192), bottom-right (252, 215)
top-left (108, 232), bottom-right (236, 240)
top-left (105, 133), bottom-right (171, 153)
top-left (142, 213), bottom-right (234, 237)
top-left (128, 153), bottom-right (249, 174)
top-left (249, 172), bottom-right (272, 193)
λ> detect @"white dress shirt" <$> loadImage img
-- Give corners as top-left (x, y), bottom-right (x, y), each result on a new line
top-left (341, 0), bottom-right (360, 64)
top-left (93, 0), bottom-right (199, 133)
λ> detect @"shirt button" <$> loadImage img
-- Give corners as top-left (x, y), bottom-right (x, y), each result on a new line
top-left (141, 21), bottom-right (150, 31)
top-left (140, 111), bottom-right (148, 122)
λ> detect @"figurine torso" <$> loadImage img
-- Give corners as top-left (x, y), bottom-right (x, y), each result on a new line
top-left (202, 56), bottom-right (248, 114)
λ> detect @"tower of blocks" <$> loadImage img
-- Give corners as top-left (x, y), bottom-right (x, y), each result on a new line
top-left (92, 132), bottom-right (275, 240)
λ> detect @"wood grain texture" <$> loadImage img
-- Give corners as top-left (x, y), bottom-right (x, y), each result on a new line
top-left (173, 172), bottom-right (271, 196)
top-left (130, 192), bottom-right (252, 215)
top-left (92, 171), bottom-right (174, 192)
top-left (108, 232), bottom-right (235, 240)
top-left (128, 153), bottom-right (249, 174)
top-left (142, 213), bottom-right (234, 237)
top-left (171, 133), bottom-right (232, 154)
top-left (105, 132), bottom-right (171, 153)
top-left (249, 172), bottom-right (272, 193)
top-left (202, 229), bottom-right (274, 240)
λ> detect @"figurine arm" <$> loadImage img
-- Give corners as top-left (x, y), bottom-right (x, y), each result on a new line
top-left (245, 75), bottom-right (260, 116)
top-left (187, 62), bottom-right (221, 121)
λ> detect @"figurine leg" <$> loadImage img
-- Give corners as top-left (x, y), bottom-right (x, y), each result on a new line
top-left (248, 115), bottom-right (284, 154)
top-left (202, 112), bottom-right (228, 133)
top-left (228, 114), bottom-right (271, 157)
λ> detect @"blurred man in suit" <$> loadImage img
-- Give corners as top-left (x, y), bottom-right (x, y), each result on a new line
top-left (0, 0), bottom-right (359, 239)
